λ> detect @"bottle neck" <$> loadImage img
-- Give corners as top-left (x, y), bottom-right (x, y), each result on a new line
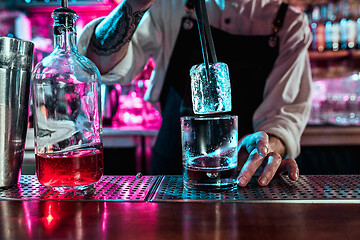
top-left (52, 10), bottom-right (78, 52)
top-left (54, 29), bottom-right (77, 52)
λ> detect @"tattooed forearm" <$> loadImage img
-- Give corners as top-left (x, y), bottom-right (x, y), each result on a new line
top-left (90, 2), bottom-right (147, 56)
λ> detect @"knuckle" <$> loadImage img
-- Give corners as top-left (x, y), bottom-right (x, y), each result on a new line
top-left (268, 151), bottom-right (281, 159)
top-left (267, 152), bottom-right (282, 164)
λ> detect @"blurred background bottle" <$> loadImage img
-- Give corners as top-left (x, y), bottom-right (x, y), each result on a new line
top-left (325, 0), bottom-right (341, 51)
top-left (311, 4), bottom-right (326, 52)
top-left (308, 0), bottom-right (360, 52)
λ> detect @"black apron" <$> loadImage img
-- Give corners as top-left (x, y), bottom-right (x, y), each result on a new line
top-left (151, 2), bottom-right (288, 175)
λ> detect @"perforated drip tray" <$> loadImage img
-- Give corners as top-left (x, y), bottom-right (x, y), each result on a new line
top-left (1, 175), bottom-right (360, 202)
top-left (0, 175), bottom-right (159, 201)
top-left (150, 175), bottom-right (360, 202)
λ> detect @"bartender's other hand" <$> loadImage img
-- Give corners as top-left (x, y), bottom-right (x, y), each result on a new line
top-left (236, 131), bottom-right (299, 187)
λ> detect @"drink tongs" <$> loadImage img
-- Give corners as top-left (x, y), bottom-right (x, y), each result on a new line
top-left (194, 0), bottom-right (218, 81)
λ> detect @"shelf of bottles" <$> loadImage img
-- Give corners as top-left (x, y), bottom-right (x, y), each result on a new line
top-left (306, 0), bottom-right (360, 126)
top-left (308, 0), bottom-right (360, 53)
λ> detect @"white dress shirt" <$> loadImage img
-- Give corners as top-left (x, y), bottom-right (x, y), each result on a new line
top-left (78, 0), bottom-right (313, 158)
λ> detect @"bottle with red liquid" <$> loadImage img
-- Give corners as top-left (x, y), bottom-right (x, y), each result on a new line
top-left (31, 6), bottom-right (103, 188)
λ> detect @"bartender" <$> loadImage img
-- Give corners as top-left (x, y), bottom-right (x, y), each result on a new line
top-left (78, 0), bottom-right (312, 187)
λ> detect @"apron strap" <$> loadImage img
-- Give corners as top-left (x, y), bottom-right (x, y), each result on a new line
top-left (269, 2), bottom-right (289, 47)
top-left (185, 0), bottom-right (195, 13)
top-left (272, 2), bottom-right (289, 30)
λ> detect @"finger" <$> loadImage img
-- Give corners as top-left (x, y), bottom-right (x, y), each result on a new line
top-left (240, 131), bottom-right (269, 157)
top-left (237, 145), bottom-right (249, 171)
top-left (257, 152), bottom-right (282, 186)
top-left (237, 135), bottom-right (253, 171)
top-left (237, 149), bottom-right (264, 187)
top-left (254, 132), bottom-right (269, 157)
top-left (277, 158), bottom-right (299, 181)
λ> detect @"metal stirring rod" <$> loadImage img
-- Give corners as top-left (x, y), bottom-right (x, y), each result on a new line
top-left (194, 0), bottom-right (211, 81)
top-left (62, 0), bottom-right (68, 8)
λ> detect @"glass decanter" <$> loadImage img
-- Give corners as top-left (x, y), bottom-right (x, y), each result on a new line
top-left (31, 7), bottom-right (103, 188)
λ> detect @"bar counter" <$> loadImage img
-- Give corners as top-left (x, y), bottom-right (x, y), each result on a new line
top-left (1, 175), bottom-right (360, 239)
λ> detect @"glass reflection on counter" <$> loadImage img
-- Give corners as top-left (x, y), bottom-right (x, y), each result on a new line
top-left (182, 203), bottom-right (239, 240)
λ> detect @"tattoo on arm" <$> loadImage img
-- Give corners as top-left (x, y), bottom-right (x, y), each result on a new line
top-left (90, 2), bottom-right (147, 56)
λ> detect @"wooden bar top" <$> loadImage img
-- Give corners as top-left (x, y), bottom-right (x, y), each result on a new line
top-left (1, 200), bottom-right (359, 239)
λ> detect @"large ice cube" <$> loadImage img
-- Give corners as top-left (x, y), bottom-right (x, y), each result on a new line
top-left (190, 62), bottom-right (232, 114)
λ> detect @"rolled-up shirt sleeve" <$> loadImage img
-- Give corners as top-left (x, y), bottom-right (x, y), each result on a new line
top-left (253, 11), bottom-right (313, 159)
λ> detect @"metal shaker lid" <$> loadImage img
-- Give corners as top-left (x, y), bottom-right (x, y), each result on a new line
top-left (0, 36), bottom-right (34, 70)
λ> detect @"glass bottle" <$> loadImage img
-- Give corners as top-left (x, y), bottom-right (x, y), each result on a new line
top-left (310, 4), bottom-right (326, 52)
top-left (339, 0), bottom-right (353, 50)
top-left (325, 0), bottom-right (340, 51)
top-left (31, 7), bottom-right (103, 188)
top-left (356, 1), bottom-right (360, 49)
top-left (346, 0), bottom-right (357, 49)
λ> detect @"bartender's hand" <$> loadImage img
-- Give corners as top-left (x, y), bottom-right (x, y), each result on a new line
top-left (237, 131), bottom-right (299, 187)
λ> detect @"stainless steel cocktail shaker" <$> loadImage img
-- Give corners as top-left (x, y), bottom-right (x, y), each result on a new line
top-left (0, 36), bottom-right (34, 188)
